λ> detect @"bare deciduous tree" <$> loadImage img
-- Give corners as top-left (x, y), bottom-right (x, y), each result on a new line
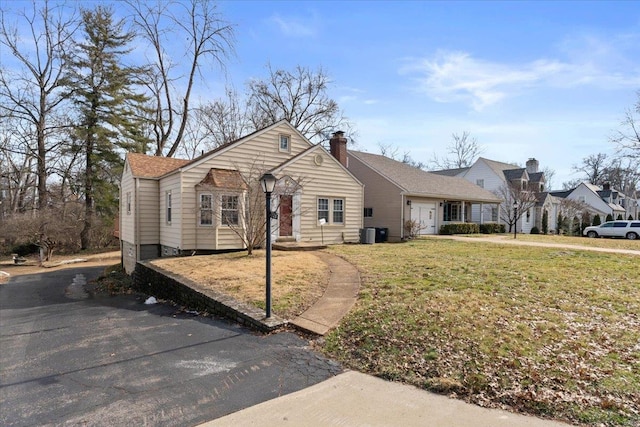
top-left (200, 158), bottom-right (307, 255)
top-left (541, 166), bottom-right (556, 191)
top-left (430, 131), bottom-right (483, 170)
top-left (192, 87), bottom-right (253, 151)
top-left (0, 0), bottom-right (79, 210)
top-left (494, 181), bottom-right (539, 234)
top-left (247, 64), bottom-right (352, 143)
top-left (559, 198), bottom-right (590, 236)
top-left (568, 152), bottom-right (639, 196)
top-left (611, 90), bottom-right (640, 160)
top-left (127, 0), bottom-right (235, 157)
top-left (572, 153), bottom-right (609, 185)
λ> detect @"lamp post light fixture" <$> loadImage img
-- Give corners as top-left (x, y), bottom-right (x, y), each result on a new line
top-left (512, 201), bottom-right (518, 239)
top-left (260, 172), bottom-right (277, 318)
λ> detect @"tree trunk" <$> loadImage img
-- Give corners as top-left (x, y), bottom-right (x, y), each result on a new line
top-left (80, 130), bottom-right (94, 250)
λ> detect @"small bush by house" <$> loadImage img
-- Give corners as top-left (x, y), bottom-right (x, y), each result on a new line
top-left (440, 223), bottom-right (480, 235)
top-left (479, 223), bottom-right (506, 234)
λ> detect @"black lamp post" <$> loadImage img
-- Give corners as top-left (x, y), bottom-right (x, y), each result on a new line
top-left (260, 172), bottom-right (277, 318)
top-left (513, 201), bottom-right (518, 239)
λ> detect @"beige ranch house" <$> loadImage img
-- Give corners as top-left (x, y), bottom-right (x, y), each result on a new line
top-left (119, 121), bottom-right (364, 274)
top-left (344, 151), bottom-right (503, 240)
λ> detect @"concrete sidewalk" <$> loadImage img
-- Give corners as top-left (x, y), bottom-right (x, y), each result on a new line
top-left (199, 370), bottom-right (571, 427)
top-left (290, 252), bottom-right (360, 336)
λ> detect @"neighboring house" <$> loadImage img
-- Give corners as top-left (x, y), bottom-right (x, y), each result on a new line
top-left (434, 157), bottom-right (552, 234)
top-left (344, 150), bottom-right (502, 241)
top-left (119, 120), bottom-right (363, 274)
top-left (550, 182), bottom-right (637, 223)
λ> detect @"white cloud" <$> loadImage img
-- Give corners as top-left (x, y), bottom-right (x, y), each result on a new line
top-left (400, 51), bottom-right (568, 111)
top-left (400, 32), bottom-right (640, 112)
top-left (269, 13), bottom-right (317, 37)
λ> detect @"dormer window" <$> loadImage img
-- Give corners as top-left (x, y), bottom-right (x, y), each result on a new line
top-left (279, 135), bottom-right (290, 153)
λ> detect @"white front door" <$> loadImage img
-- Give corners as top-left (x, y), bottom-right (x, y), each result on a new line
top-left (411, 202), bottom-right (437, 235)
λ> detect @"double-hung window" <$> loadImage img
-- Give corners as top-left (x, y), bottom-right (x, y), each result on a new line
top-left (317, 197), bottom-right (345, 225)
top-left (333, 199), bottom-right (344, 223)
top-left (318, 198), bottom-right (329, 222)
top-left (221, 195), bottom-right (239, 226)
top-left (200, 194), bottom-right (213, 225)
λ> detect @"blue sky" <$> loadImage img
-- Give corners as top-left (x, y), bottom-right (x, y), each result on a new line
top-left (3, 1), bottom-right (639, 189)
top-left (214, 0), bottom-right (640, 189)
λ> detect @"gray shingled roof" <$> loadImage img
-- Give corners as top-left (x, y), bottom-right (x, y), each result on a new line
top-left (430, 167), bottom-right (470, 177)
top-left (503, 168), bottom-right (526, 181)
top-left (529, 172), bottom-right (545, 183)
top-left (480, 157), bottom-right (520, 175)
top-left (350, 151), bottom-right (502, 203)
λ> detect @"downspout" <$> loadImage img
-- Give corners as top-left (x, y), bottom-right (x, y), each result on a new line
top-left (135, 178), bottom-right (140, 263)
top-left (119, 183), bottom-right (124, 268)
top-left (401, 193), bottom-right (406, 240)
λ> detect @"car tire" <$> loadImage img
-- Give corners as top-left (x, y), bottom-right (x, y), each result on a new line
top-left (587, 231), bottom-right (598, 238)
top-left (626, 232), bottom-right (638, 240)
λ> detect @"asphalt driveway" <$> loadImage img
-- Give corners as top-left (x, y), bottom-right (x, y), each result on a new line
top-left (0, 267), bottom-right (341, 426)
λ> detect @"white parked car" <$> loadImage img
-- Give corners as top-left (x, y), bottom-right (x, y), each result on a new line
top-left (583, 220), bottom-right (640, 240)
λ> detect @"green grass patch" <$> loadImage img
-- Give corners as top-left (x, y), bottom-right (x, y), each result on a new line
top-left (492, 233), bottom-right (640, 251)
top-left (324, 239), bottom-right (640, 426)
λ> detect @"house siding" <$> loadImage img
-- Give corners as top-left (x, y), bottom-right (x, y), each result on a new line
top-left (460, 160), bottom-right (504, 223)
top-left (279, 150), bottom-right (363, 244)
top-left (568, 184), bottom-right (615, 217)
top-left (139, 179), bottom-right (161, 244)
top-left (159, 174), bottom-right (182, 249)
top-left (175, 124), bottom-right (313, 250)
top-left (119, 167), bottom-right (135, 243)
top-left (121, 121), bottom-right (363, 270)
top-left (347, 154), bottom-right (404, 240)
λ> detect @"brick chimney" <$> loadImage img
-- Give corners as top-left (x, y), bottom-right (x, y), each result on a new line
top-left (329, 131), bottom-right (348, 167)
top-left (526, 158), bottom-right (539, 174)
top-left (603, 182), bottom-right (611, 190)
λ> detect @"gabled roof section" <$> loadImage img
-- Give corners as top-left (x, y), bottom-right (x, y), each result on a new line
top-left (126, 152), bottom-right (190, 178)
top-left (269, 144), bottom-right (323, 173)
top-left (430, 167), bottom-right (470, 177)
top-left (583, 182), bottom-right (601, 193)
top-left (350, 151), bottom-right (502, 203)
top-left (270, 144), bottom-right (363, 186)
top-left (549, 189), bottom-right (572, 198)
top-left (196, 168), bottom-right (247, 190)
top-left (503, 168), bottom-right (527, 182)
top-left (168, 120), bottom-right (312, 177)
top-left (529, 172), bottom-right (545, 183)
top-left (479, 157), bottom-right (520, 176)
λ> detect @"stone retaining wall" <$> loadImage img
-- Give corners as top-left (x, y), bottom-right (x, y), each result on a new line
top-left (133, 261), bottom-right (284, 333)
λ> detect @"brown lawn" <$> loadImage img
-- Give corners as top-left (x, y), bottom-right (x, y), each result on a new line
top-left (151, 250), bottom-right (329, 319)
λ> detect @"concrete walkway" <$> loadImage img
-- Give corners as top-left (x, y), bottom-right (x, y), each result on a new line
top-left (290, 252), bottom-right (360, 335)
top-left (431, 234), bottom-right (640, 255)
top-left (199, 370), bottom-right (571, 427)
